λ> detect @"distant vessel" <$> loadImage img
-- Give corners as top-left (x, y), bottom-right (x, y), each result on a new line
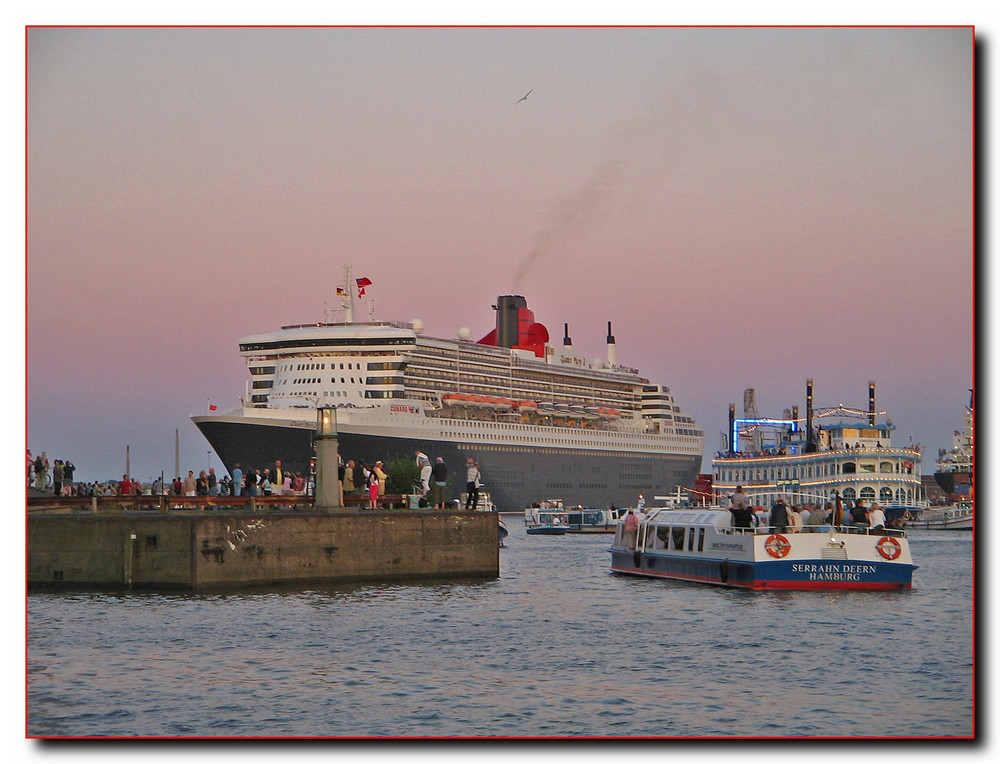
top-left (193, 269), bottom-right (704, 512)
top-left (906, 502), bottom-right (973, 531)
top-left (610, 506), bottom-right (917, 590)
top-left (710, 381), bottom-right (923, 523)
top-left (934, 390), bottom-right (974, 502)
top-left (524, 500), bottom-right (623, 534)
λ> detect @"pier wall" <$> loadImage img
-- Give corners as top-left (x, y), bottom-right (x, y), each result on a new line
top-left (27, 511), bottom-right (499, 590)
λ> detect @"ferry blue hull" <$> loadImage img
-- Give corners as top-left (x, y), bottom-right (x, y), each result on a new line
top-left (194, 418), bottom-right (701, 513)
top-left (610, 550), bottom-right (916, 590)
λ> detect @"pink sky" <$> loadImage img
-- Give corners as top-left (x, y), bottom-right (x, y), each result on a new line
top-left (25, 26), bottom-right (973, 483)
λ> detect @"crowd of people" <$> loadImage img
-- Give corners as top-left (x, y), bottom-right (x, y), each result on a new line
top-left (724, 486), bottom-right (907, 531)
top-left (26, 449), bottom-right (312, 499)
top-left (338, 452), bottom-right (483, 510)
top-left (28, 446), bottom-right (488, 511)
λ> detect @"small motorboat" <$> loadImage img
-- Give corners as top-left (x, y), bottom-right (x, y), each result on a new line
top-left (526, 523), bottom-right (569, 535)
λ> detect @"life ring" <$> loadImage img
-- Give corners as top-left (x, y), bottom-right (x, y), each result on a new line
top-left (876, 536), bottom-right (902, 561)
top-left (765, 534), bottom-right (791, 558)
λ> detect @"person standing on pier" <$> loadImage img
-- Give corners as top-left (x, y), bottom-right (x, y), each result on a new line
top-left (272, 460), bottom-right (284, 495)
top-left (183, 470), bottom-right (197, 496)
top-left (431, 457), bottom-right (448, 509)
top-left (416, 451), bottom-right (432, 495)
top-left (232, 463), bottom-right (243, 496)
top-left (34, 452), bottom-right (49, 491)
top-left (465, 459), bottom-right (481, 511)
top-left (374, 461), bottom-right (388, 496)
top-left (62, 460), bottom-right (75, 496)
top-left (344, 460), bottom-right (356, 494)
top-left (366, 466), bottom-right (379, 509)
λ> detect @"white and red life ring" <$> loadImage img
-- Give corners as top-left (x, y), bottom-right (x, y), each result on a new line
top-left (765, 534), bottom-right (791, 558)
top-left (876, 536), bottom-right (902, 561)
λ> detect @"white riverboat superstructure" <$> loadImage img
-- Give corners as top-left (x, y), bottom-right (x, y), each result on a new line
top-left (711, 381), bottom-right (922, 523)
top-left (193, 270), bottom-right (704, 511)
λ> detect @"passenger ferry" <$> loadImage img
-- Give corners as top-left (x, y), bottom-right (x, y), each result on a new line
top-left (524, 500), bottom-right (622, 534)
top-left (610, 506), bottom-right (917, 590)
top-left (193, 268), bottom-right (704, 512)
top-left (710, 381), bottom-right (922, 523)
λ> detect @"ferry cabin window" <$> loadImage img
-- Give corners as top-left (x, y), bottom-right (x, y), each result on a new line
top-left (671, 526), bottom-right (686, 550)
top-left (697, 528), bottom-right (705, 552)
top-left (656, 527), bottom-right (671, 549)
top-left (687, 528), bottom-right (696, 552)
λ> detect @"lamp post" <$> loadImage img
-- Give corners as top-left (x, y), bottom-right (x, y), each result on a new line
top-left (314, 406), bottom-right (341, 509)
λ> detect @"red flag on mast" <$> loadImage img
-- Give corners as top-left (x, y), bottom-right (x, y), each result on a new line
top-left (356, 277), bottom-right (372, 296)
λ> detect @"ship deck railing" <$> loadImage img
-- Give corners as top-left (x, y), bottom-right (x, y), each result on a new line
top-left (717, 524), bottom-right (907, 538)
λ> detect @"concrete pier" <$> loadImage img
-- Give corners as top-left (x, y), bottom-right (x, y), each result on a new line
top-left (27, 510), bottom-right (499, 591)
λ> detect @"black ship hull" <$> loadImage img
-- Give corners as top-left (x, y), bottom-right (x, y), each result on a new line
top-left (193, 418), bottom-right (701, 512)
top-left (933, 470), bottom-right (973, 497)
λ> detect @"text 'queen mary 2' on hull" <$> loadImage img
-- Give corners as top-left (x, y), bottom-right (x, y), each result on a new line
top-left (192, 274), bottom-right (704, 511)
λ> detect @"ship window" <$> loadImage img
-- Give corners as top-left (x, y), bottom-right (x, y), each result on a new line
top-left (671, 526), bottom-right (686, 550)
top-left (687, 528), bottom-right (696, 551)
top-left (697, 528), bottom-right (705, 552)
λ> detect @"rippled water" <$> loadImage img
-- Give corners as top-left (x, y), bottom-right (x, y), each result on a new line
top-left (27, 526), bottom-right (974, 738)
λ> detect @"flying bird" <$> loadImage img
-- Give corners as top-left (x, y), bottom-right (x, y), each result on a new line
top-left (516, 89), bottom-right (532, 104)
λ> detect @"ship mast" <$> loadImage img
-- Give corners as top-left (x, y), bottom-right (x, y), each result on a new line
top-left (341, 265), bottom-right (355, 324)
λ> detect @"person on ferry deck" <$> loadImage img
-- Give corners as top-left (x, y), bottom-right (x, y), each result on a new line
top-left (799, 504), bottom-right (812, 526)
top-left (728, 503), bottom-right (754, 529)
top-left (770, 499), bottom-right (789, 533)
top-left (623, 508), bottom-right (640, 549)
top-left (867, 503), bottom-right (887, 530)
top-left (788, 505), bottom-right (804, 532)
top-left (850, 499), bottom-right (869, 530)
top-left (731, 485), bottom-right (752, 509)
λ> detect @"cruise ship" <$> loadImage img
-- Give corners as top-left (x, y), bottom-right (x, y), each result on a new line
top-left (710, 381), bottom-right (923, 523)
top-left (933, 390), bottom-right (974, 501)
top-left (192, 273), bottom-right (705, 511)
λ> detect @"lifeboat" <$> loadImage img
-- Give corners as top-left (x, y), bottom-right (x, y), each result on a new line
top-left (517, 400), bottom-right (539, 413)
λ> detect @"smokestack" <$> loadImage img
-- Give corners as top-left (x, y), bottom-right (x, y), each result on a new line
top-left (805, 379), bottom-right (815, 452)
top-left (606, 321), bottom-right (617, 366)
top-left (563, 323), bottom-right (572, 346)
top-left (495, 295), bottom-right (527, 348)
top-left (868, 381), bottom-right (876, 426)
